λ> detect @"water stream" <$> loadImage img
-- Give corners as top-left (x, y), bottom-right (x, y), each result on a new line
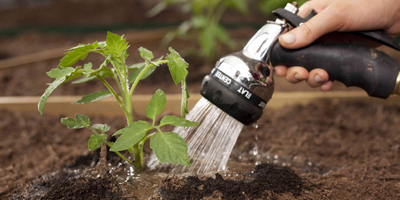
top-left (148, 97), bottom-right (244, 174)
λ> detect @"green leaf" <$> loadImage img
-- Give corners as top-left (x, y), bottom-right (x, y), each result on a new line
top-left (72, 91), bottom-right (112, 104)
top-left (110, 121), bottom-right (152, 152)
top-left (83, 55), bottom-right (111, 77)
top-left (127, 62), bottom-right (145, 70)
top-left (92, 124), bottom-right (110, 134)
top-left (72, 76), bottom-right (97, 84)
top-left (38, 78), bottom-right (65, 115)
top-left (59, 42), bottom-right (99, 67)
top-left (39, 67), bottom-right (84, 115)
top-left (160, 115), bottom-right (199, 127)
top-left (106, 32), bottom-right (129, 57)
top-left (127, 61), bottom-right (161, 84)
top-left (214, 25), bottom-right (234, 48)
top-left (46, 67), bottom-right (75, 79)
top-left (138, 47), bottom-right (154, 61)
top-left (88, 134), bottom-right (107, 151)
top-left (61, 114), bottom-right (90, 129)
top-left (226, 0), bottom-right (248, 15)
top-left (146, 89), bottom-right (166, 122)
top-left (200, 26), bottom-right (215, 57)
top-left (191, 15), bottom-right (208, 28)
top-left (166, 47), bottom-right (188, 85)
top-left (150, 131), bottom-right (190, 166)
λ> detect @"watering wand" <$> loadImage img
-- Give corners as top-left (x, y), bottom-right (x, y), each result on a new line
top-left (200, 2), bottom-right (400, 126)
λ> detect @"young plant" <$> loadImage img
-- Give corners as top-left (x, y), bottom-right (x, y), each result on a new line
top-left (147, 0), bottom-right (248, 59)
top-left (38, 32), bottom-right (199, 171)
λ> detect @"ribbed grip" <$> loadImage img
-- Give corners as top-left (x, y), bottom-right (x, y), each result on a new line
top-left (270, 42), bottom-right (400, 98)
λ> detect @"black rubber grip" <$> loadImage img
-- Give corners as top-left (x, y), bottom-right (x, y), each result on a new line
top-left (270, 42), bottom-right (399, 98)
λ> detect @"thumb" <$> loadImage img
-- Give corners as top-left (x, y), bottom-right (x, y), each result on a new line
top-left (278, 9), bottom-right (342, 49)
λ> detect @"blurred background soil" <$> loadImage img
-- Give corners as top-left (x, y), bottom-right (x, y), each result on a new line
top-left (2, 0), bottom-right (399, 96)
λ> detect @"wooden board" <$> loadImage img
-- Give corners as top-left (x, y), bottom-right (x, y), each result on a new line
top-left (1, 91), bottom-right (400, 117)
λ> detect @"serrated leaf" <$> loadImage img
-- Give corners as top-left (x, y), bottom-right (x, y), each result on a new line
top-left (46, 67), bottom-right (75, 79)
top-left (92, 124), bottom-right (110, 134)
top-left (83, 55), bottom-right (111, 77)
top-left (72, 76), bottom-right (97, 84)
top-left (83, 62), bottom-right (93, 70)
top-left (106, 32), bottom-right (128, 57)
top-left (127, 62), bottom-right (145, 70)
top-left (150, 132), bottom-right (190, 166)
top-left (72, 91), bottom-right (112, 104)
top-left (146, 89), bottom-right (166, 121)
top-left (160, 115), bottom-right (199, 127)
top-left (138, 47), bottom-right (154, 61)
top-left (39, 67), bottom-right (84, 115)
top-left (166, 47), bottom-right (188, 85)
top-left (59, 42), bottom-right (99, 67)
top-left (128, 64), bottom-right (157, 84)
top-left (88, 134), bottom-right (107, 151)
top-left (110, 121), bottom-right (152, 151)
top-left (60, 114), bottom-right (90, 129)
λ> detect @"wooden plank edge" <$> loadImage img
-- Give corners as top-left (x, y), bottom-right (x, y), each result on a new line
top-left (0, 91), bottom-right (399, 116)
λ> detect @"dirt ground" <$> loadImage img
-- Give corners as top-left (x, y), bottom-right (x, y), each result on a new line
top-left (2, 99), bottom-right (400, 199)
top-left (1, 1), bottom-right (400, 199)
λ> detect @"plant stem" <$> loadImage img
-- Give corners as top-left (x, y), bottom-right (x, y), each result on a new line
top-left (132, 144), bottom-right (143, 171)
top-left (98, 142), bottom-right (107, 172)
top-left (97, 76), bottom-right (129, 117)
top-left (88, 127), bottom-right (133, 165)
top-left (129, 63), bottom-right (156, 96)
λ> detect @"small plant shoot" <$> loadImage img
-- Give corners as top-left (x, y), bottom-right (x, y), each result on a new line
top-left (38, 32), bottom-right (199, 171)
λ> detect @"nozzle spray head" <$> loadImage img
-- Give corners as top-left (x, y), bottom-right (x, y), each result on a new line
top-left (200, 3), bottom-right (299, 126)
top-left (200, 53), bottom-right (274, 126)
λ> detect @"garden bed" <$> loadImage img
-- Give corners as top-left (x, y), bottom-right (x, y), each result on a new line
top-left (2, 98), bottom-right (400, 199)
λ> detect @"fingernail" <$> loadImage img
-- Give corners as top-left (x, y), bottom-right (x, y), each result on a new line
top-left (315, 75), bottom-right (325, 83)
top-left (280, 33), bottom-right (295, 44)
top-left (294, 73), bottom-right (302, 80)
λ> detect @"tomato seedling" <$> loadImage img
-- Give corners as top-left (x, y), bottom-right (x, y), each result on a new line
top-left (38, 32), bottom-right (199, 171)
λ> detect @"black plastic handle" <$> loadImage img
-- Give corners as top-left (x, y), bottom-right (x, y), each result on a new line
top-left (270, 42), bottom-right (399, 98)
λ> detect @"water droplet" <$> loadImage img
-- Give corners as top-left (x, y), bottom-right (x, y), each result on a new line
top-left (252, 122), bottom-right (259, 129)
top-left (274, 154), bottom-right (279, 159)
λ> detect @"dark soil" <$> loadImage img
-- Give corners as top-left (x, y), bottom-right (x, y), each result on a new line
top-left (159, 163), bottom-right (305, 199)
top-left (2, 99), bottom-right (400, 199)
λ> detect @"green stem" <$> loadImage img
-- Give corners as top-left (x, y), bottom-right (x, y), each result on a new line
top-left (112, 69), bottom-right (124, 100)
top-left (132, 144), bottom-right (143, 171)
top-left (97, 76), bottom-right (129, 117)
top-left (129, 63), bottom-right (155, 96)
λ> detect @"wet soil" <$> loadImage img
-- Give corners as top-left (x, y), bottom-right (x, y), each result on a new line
top-left (2, 99), bottom-right (400, 199)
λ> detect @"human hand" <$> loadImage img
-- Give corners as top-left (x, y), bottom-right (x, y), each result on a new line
top-left (275, 0), bottom-right (400, 91)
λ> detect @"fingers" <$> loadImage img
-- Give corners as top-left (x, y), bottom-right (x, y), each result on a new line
top-left (274, 66), bottom-right (332, 90)
top-left (279, 1), bottom-right (345, 49)
top-left (286, 66), bottom-right (309, 83)
top-left (306, 68), bottom-right (329, 88)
